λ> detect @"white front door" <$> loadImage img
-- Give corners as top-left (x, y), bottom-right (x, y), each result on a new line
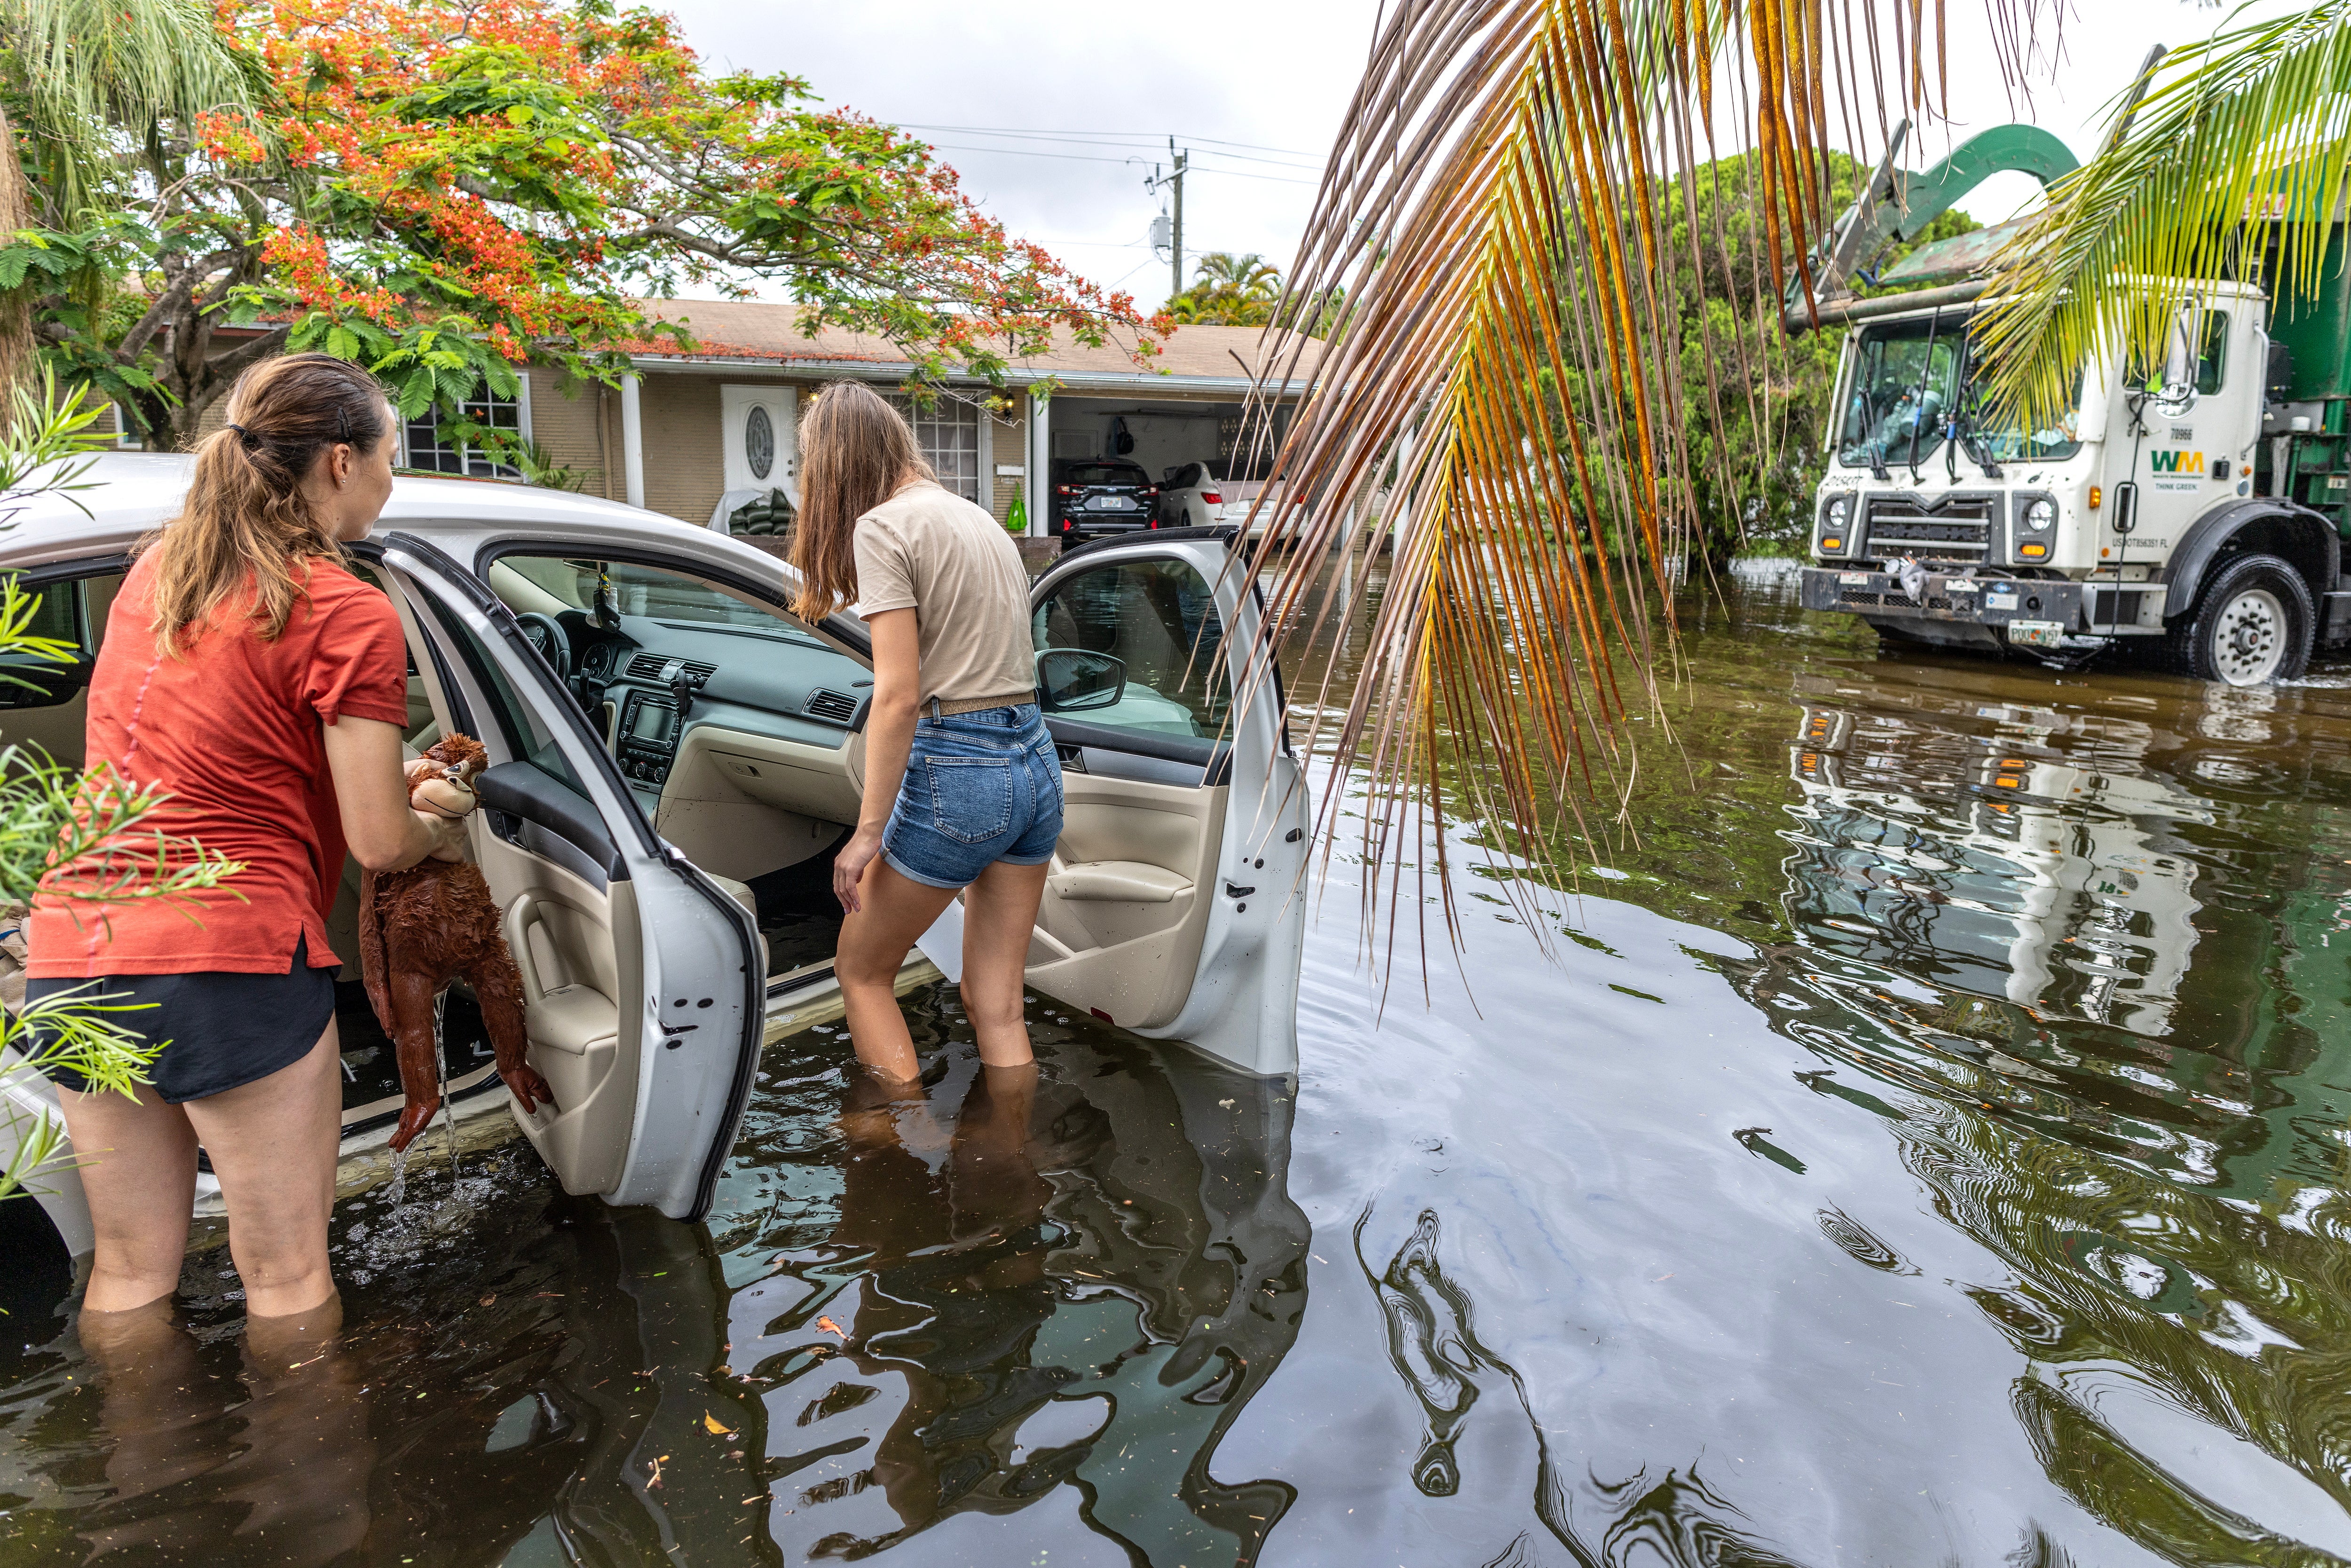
top-left (721, 385), bottom-right (798, 502)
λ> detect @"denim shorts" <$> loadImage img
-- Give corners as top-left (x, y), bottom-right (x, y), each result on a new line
top-left (883, 704), bottom-right (1065, 890)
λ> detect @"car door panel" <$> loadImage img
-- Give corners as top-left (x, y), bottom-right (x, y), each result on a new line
top-left (1025, 534), bottom-right (1307, 1075)
top-left (379, 536), bottom-right (762, 1221)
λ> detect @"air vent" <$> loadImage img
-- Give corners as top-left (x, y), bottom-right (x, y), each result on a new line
top-left (624, 653), bottom-right (716, 684)
top-left (804, 689), bottom-right (859, 724)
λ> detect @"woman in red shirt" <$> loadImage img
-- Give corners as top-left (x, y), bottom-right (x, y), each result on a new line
top-left (28, 354), bottom-right (466, 1322)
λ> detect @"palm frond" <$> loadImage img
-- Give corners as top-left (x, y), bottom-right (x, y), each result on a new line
top-left (1974, 0), bottom-right (2351, 432)
top-left (0, 0), bottom-right (276, 221)
top-left (1233, 0), bottom-right (2061, 947)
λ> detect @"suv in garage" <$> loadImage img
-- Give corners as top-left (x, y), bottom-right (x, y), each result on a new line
top-left (0, 460), bottom-right (1310, 1288)
top-left (1051, 459), bottom-right (1158, 548)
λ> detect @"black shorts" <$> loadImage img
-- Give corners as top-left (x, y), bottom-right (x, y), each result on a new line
top-left (27, 934), bottom-right (337, 1104)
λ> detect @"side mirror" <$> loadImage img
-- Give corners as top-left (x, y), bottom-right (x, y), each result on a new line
top-left (1036, 648), bottom-right (1126, 713)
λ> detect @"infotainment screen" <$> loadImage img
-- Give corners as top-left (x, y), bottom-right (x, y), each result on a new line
top-left (629, 701), bottom-right (676, 745)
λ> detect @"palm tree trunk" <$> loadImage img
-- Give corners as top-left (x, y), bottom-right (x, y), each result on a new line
top-left (0, 102), bottom-right (31, 407)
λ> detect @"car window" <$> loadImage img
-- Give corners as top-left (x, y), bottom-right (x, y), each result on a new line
top-left (419, 591), bottom-right (591, 799)
top-left (492, 558), bottom-right (788, 634)
top-left (1061, 464), bottom-right (1149, 487)
top-left (1032, 558), bottom-right (1228, 746)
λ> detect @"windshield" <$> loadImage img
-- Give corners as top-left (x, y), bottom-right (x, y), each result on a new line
top-left (1837, 316), bottom-right (2083, 469)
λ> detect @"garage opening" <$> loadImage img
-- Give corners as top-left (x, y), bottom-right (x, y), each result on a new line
top-left (1042, 398), bottom-right (1290, 537)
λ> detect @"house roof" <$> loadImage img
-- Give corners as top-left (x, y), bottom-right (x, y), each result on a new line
top-left (627, 298), bottom-right (1321, 394)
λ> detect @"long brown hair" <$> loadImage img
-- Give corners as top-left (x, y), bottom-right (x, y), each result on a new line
top-left (790, 381), bottom-right (935, 620)
top-left (142, 353), bottom-right (392, 655)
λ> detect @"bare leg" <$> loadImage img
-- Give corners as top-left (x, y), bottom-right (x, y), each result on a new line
top-left (225, 1294), bottom-right (373, 1560)
top-left (384, 968), bottom-right (443, 1153)
top-left (184, 1024), bottom-right (342, 1319)
top-left (959, 859), bottom-right (1049, 1069)
top-left (76, 1298), bottom-right (233, 1557)
top-left (465, 949), bottom-right (554, 1116)
top-left (55, 1078), bottom-right (199, 1314)
top-left (835, 859), bottom-right (958, 1083)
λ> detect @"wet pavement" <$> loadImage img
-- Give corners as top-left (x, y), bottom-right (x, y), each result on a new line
top-left (8, 559), bottom-right (2351, 1564)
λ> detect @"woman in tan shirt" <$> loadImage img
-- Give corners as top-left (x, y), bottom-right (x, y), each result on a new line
top-left (791, 383), bottom-right (1062, 1081)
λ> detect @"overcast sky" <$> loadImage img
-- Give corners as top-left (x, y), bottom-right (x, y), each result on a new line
top-left (661, 0), bottom-right (2297, 315)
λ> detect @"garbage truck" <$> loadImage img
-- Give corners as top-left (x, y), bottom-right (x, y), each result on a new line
top-left (1789, 92), bottom-right (2351, 686)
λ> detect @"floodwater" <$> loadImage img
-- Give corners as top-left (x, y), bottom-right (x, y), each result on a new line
top-left (9, 559), bottom-right (2351, 1564)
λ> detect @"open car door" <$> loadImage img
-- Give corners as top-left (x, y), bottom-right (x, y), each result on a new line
top-left (1010, 528), bottom-right (1308, 1075)
top-left (377, 536), bottom-right (763, 1221)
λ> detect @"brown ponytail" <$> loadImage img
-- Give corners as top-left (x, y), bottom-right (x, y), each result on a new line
top-left (790, 381), bottom-right (936, 620)
top-left (142, 353), bottom-right (392, 656)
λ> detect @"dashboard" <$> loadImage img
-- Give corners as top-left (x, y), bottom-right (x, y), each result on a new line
top-left (526, 609), bottom-right (873, 799)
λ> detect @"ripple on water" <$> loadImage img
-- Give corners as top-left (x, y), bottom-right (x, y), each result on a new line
top-left (8, 564), bottom-right (2351, 1564)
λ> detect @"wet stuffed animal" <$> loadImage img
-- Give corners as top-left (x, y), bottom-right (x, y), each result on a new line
top-left (360, 733), bottom-right (556, 1152)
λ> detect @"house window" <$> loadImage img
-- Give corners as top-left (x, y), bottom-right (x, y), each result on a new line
top-left (403, 387), bottom-right (528, 477)
top-left (889, 394), bottom-right (980, 504)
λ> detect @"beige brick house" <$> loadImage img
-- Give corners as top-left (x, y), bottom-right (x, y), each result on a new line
top-left (132, 304), bottom-right (1319, 538)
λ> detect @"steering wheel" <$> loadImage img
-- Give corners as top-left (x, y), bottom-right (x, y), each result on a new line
top-left (513, 611), bottom-right (571, 678)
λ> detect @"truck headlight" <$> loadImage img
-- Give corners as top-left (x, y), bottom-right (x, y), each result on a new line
top-left (1820, 494), bottom-right (1853, 552)
top-left (2023, 498), bottom-right (2056, 531)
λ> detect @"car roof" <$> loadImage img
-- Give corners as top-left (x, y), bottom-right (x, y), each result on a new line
top-left (2, 452), bottom-right (794, 579)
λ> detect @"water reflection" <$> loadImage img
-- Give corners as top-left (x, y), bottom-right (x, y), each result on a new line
top-left (1738, 644), bottom-right (2351, 1562)
top-left (67, 1300), bottom-right (368, 1563)
top-left (718, 1017), bottom-right (1310, 1563)
top-left (1787, 678), bottom-right (2213, 1036)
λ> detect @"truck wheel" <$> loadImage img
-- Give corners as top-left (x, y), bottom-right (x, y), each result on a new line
top-left (2161, 553), bottom-right (2313, 686)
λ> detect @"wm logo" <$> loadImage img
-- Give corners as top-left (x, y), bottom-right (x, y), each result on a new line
top-left (2150, 449), bottom-right (2206, 475)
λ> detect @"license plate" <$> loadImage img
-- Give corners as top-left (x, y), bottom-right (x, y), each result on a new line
top-left (2007, 619), bottom-right (2065, 649)
top-left (1985, 592), bottom-right (2019, 610)
top-left (1837, 572), bottom-right (1870, 585)
top-left (1086, 496), bottom-right (1134, 511)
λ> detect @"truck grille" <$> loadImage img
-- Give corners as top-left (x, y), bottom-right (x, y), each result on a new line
top-left (1839, 589), bottom-right (1956, 611)
top-left (1865, 497), bottom-right (1994, 559)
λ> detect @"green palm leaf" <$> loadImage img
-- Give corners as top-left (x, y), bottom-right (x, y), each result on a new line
top-left (1973, 0), bottom-right (2351, 433)
top-left (0, 0), bottom-right (276, 223)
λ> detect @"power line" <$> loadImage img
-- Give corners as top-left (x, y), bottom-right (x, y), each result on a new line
top-left (925, 142), bottom-right (1317, 186)
top-left (914, 129), bottom-right (1319, 175)
top-left (899, 122), bottom-right (1324, 167)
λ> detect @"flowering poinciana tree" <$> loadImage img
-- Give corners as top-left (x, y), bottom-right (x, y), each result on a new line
top-left (5, 0), bottom-right (1161, 450)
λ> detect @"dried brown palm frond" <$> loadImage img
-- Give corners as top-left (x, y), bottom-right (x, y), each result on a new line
top-left (1231, 0), bottom-right (2063, 958)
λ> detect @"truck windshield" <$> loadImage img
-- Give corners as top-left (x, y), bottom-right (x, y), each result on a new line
top-left (1837, 316), bottom-right (2083, 468)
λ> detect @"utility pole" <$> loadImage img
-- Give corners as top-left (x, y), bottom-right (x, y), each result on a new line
top-left (1168, 136), bottom-right (1186, 302)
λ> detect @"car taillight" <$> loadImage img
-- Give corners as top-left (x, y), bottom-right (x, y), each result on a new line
top-left (1143, 486), bottom-right (1159, 497)
top-left (1148, 519), bottom-right (1160, 528)
top-left (1201, 491), bottom-right (1223, 504)
top-left (1055, 484), bottom-right (1076, 496)
top-left (1060, 518), bottom-right (1073, 531)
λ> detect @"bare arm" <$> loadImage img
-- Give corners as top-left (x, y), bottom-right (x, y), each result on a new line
top-left (833, 608), bottom-right (921, 913)
top-left (323, 716), bottom-right (468, 872)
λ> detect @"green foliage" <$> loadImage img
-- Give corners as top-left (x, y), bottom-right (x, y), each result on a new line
top-left (1168, 252), bottom-right (1282, 326)
top-left (2, 0), bottom-right (1152, 451)
top-left (1975, 0), bottom-right (2351, 433)
top-left (0, 369), bottom-right (244, 1202)
top-left (1546, 153), bottom-right (1978, 562)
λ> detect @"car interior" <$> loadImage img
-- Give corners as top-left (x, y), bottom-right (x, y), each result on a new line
top-left (1, 537), bottom-right (1254, 1171)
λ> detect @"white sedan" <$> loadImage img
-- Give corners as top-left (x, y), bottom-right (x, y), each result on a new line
top-left (0, 457), bottom-right (1309, 1275)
